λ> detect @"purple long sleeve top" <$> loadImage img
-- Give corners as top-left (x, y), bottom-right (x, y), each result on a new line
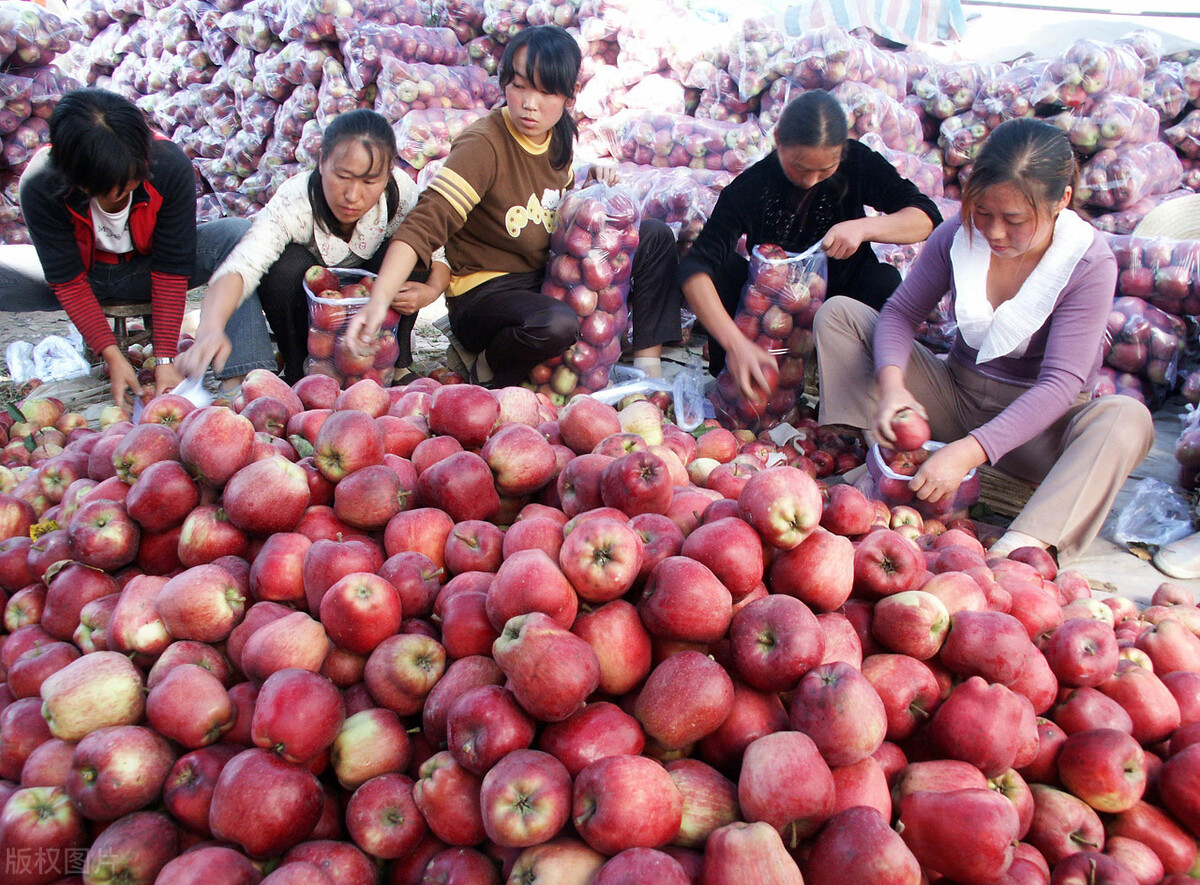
top-left (873, 216), bottom-right (1118, 464)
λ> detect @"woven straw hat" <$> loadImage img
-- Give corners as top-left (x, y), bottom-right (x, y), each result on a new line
top-left (1133, 193), bottom-right (1200, 240)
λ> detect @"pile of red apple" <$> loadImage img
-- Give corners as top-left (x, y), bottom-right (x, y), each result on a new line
top-left (709, 243), bottom-right (826, 434)
top-left (0, 368), bottom-right (1199, 885)
top-left (303, 266), bottom-right (403, 388)
top-left (535, 184), bottom-right (640, 400)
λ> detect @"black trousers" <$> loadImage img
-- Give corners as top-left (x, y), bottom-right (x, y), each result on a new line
top-left (258, 243), bottom-right (428, 385)
top-left (447, 218), bottom-right (683, 389)
top-left (705, 253), bottom-right (902, 377)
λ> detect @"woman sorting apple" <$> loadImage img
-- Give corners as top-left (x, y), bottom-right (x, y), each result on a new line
top-left (814, 118), bottom-right (1154, 564)
top-left (678, 89), bottom-right (943, 400)
top-left (177, 109), bottom-right (451, 390)
top-left (343, 25), bottom-right (683, 388)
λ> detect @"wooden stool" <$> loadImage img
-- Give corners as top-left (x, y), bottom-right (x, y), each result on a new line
top-left (101, 302), bottom-right (153, 351)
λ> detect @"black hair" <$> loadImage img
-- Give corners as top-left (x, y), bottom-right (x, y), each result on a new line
top-left (48, 88), bottom-right (152, 197)
top-left (775, 88), bottom-right (849, 207)
top-left (961, 118), bottom-right (1077, 234)
top-left (309, 108), bottom-right (400, 237)
top-left (498, 25), bottom-right (581, 171)
top-left (775, 89), bottom-right (849, 150)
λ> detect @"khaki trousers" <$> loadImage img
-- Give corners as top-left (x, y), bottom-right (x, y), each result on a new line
top-left (813, 297), bottom-right (1155, 563)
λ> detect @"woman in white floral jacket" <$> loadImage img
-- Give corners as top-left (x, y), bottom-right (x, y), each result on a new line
top-left (179, 109), bottom-right (450, 388)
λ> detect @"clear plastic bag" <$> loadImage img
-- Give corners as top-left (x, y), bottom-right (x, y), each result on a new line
top-left (255, 39), bottom-right (332, 88)
top-left (1113, 477), bottom-right (1194, 547)
top-left (939, 110), bottom-right (990, 169)
top-left (1140, 61), bottom-right (1188, 124)
top-left (601, 110), bottom-right (767, 175)
top-left (831, 81), bottom-right (923, 154)
top-left (971, 60), bottom-right (1045, 128)
top-left (1102, 294), bottom-right (1187, 400)
top-left (1090, 188), bottom-right (1194, 236)
top-left (859, 132), bottom-right (942, 199)
top-left (305, 268), bottom-right (399, 385)
top-left (28, 66), bottom-right (80, 120)
top-left (1115, 28), bottom-right (1162, 72)
top-left (727, 16), bottom-right (790, 101)
top-left (0, 74), bottom-right (33, 136)
top-left (1049, 93), bottom-right (1160, 156)
top-left (217, 4), bottom-right (277, 52)
top-left (1164, 109), bottom-right (1200, 160)
top-left (273, 80), bottom-right (319, 143)
top-left (709, 244), bottom-right (828, 433)
top-left (535, 182), bottom-right (642, 399)
top-left (236, 93), bottom-right (280, 140)
top-left (316, 57), bottom-right (371, 129)
top-left (294, 117), bottom-right (323, 167)
top-left (616, 162), bottom-right (729, 249)
top-left (1078, 141), bottom-right (1184, 211)
top-left (393, 107), bottom-right (487, 171)
top-left (1107, 233), bottom-right (1200, 316)
top-left (913, 62), bottom-right (1001, 120)
top-left (436, 0), bottom-right (487, 43)
top-left (339, 20), bottom-right (468, 92)
top-left (68, 0), bottom-right (115, 38)
top-left (1033, 39), bottom-right (1146, 109)
top-left (790, 25), bottom-right (905, 101)
top-left (693, 69), bottom-right (755, 124)
top-left (373, 58), bottom-right (500, 120)
top-left (0, 1), bottom-right (84, 70)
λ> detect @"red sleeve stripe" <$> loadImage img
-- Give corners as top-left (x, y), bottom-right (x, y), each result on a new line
top-left (51, 273), bottom-right (118, 356)
top-left (150, 271), bottom-right (187, 359)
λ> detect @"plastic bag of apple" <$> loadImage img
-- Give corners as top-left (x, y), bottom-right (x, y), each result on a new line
top-left (531, 182), bottom-right (639, 399)
top-left (1100, 295), bottom-right (1187, 408)
top-left (1078, 141), bottom-right (1185, 211)
top-left (859, 133), bottom-right (943, 199)
top-left (709, 243), bottom-right (827, 435)
top-left (393, 107), bottom-right (487, 171)
top-left (1089, 188), bottom-right (1194, 235)
top-left (1032, 38), bottom-right (1146, 109)
top-left (601, 110), bottom-right (767, 175)
top-left (1048, 93), bottom-right (1161, 156)
top-left (304, 267), bottom-right (402, 386)
top-left (1174, 400), bottom-right (1200, 490)
top-left (788, 24), bottom-right (907, 101)
top-left (6, 364), bottom-right (1200, 883)
top-left (913, 61), bottom-right (1003, 120)
top-left (1107, 232), bottom-right (1200, 317)
top-left (339, 19), bottom-right (469, 92)
top-left (0, 1), bottom-right (84, 70)
top-left (373, 57), bottom-right (500, 120)
top-left (865, 441), bottom-right (982, 522)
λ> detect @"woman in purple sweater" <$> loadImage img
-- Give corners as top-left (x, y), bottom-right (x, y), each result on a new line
top-left (814, 118), bottom-right (1154, 563)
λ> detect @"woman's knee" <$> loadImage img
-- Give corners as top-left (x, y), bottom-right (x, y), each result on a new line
top-left (813, 295), bottom-right (873, 339)
top-left (1083, 395), bottom-right (1155, 456)
top-left (540, 301), bottom-right (581, 351)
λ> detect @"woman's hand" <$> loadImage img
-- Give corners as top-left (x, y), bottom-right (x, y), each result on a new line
top-left (725, 335), bottom-right (778, 402)
top-left (872, 382), bottom-right (928, 447)
top-left (103, 347), bottom-right (143, 411)
top-left (344, 299), bottom-right (390, 357)
top-left (154, 361), bottom-right (184, 395)
top-left (391, 281), bottom-right (442, 316)
top-left (585, 164), bottom-right (619, 187)
top-left (177, 329), bottom-right (232, 380)
top-left (909, 436), bottom-right (987, 503)
top-left (821, 219), bottom-right (870, 260)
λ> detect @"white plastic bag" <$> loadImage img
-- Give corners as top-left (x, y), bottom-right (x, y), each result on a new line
top-left (1112, 477), bottom-right (1195, 547)
top-left (33, 334), bottom-right (91, 382)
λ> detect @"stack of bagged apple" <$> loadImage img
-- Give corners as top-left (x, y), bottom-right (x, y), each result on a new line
top-left (1, 372), bottom-right (1200, 885)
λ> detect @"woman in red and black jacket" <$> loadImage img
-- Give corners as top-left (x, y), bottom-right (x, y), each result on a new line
top-left (1, 89), bottom-right (270, 407)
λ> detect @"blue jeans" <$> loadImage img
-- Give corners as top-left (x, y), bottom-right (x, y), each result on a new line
top-left (0, 217), bottom-right (276, 380)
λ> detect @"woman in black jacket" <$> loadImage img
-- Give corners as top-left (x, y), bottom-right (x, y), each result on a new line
top-left (679, 89), bottom-right (942, 399)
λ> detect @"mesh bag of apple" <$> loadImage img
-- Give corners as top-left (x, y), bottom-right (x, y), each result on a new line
top-left (1100, 295), bottom-right (1187, 408)
top-left (1077, 141), bottom-right (1185, 211)
top-left (393, 107), bottom-right (488, 172)
top-left (1108, 233), bottom-right (1200, 317)
top-left (709, 243), bottom-right (828, 434)
top-left (1032, 38), bottom-right (1146, 110)
top-left (339, 20), bottom-right (469, 92)
top-left (532, 182), bottom-right (640, 398)
top-left (304, 267), bottom-right (402, 386)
